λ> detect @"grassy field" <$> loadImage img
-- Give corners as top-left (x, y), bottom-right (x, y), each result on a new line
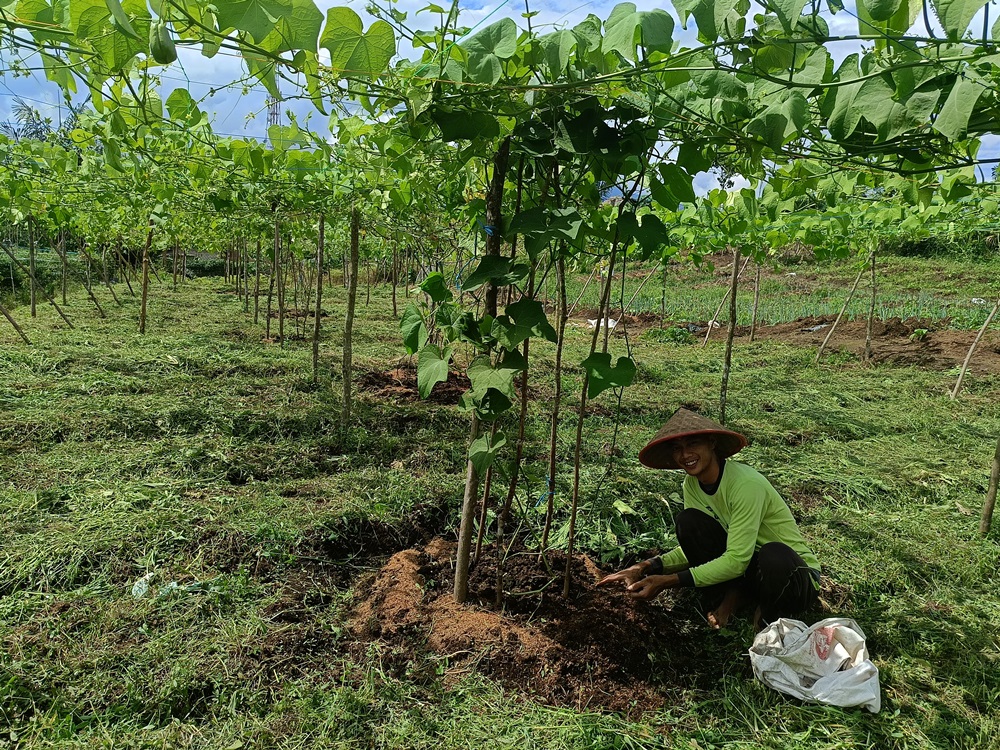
top-left (0, 253), bottom-right (998, 749)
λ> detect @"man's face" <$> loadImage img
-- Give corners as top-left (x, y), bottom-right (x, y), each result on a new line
top-left (669, 435), bottom-right (718, 478)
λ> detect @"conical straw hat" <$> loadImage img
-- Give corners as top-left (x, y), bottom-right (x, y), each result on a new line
top-left (638, 408), bottom-right (748, 469)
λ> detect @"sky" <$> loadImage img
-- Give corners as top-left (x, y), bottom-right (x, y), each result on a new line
top-left (0, 0), bottom-right (996, 188)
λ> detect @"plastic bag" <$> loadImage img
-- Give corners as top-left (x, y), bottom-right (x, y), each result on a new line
top-left (748, 617), bottom-right (881, 713)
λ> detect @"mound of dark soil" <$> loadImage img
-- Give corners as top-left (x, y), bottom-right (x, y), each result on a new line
top-left (348, 538), bottom-right (733, 714)
top-left (356, 364), bottom-right (471, 405)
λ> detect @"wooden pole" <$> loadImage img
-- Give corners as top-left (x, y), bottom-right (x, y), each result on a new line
top-left (0, 299), bottom-right (30, 343)
top-left (139, 224), bottom-right (153, 334)
top-left (1, 245), bottom-right (75, 328)
top-left (981, 437), bottom-right (1000, 536)
top-left (312, 214), bottom-right (324, 383)
top-left (951, 297), bottom-right (1000, 400)
top-left (342, 207), bottom-right (360, 427)
top-left (749, 264), bottom-right (761, 343)
top-left (816, 254), bottom-right (871, 363)
top-left (567, 266), bottom-right (597, 317)
top-left (453, 413), bottom-right (481, 603)
top-left (720, 247), bottom-right (741, 425)
top-left (703, 255), bottom-right (751, 347)
top-left (864, 248), bottom-right (877, 362)
top-left (28, 217), bottom-right (36, 318)
top-left (254, 239), bottom-right (262, 324)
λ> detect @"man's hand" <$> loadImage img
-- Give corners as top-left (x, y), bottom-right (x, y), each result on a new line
top-left (596, 564), bottom-right (646, 589)
top-left (625, 574), bottom-right (676, 600)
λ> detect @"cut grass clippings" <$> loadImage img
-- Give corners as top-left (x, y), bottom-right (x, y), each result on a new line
top-left (0, 262), bottom-right (998, 749)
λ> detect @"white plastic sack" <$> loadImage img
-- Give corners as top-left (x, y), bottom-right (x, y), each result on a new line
top-left (749, 617), bottom-right (881, 713)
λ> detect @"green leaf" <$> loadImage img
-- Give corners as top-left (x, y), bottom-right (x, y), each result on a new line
top-left (770, 0), bottom-right (809, 32)
top-left (462, 17), bottom-right (517, 85)
top-left (670, 0), bottom-right (740, 42)
top-left (469, 431), bottom-right (508, 474)
top-left (468, 351), bottom-right (527, 401)
top-left (859, 0), bottom-right (903, 21)
top-left (165, 88), bottom-right (204, 125)
top-left (676, 142), bottom-right (712, 173)
top-left (257, 0), bottom-right (324, 54)
top-left (320, 7), bottom-right (395, 78)
top-left (746, 89), bottom-right (809, 150)
top-left (492, 298), bottom-right (558, 350)
top-left (540, 29), bottom-right (576, 78)
top-left (105, 0), bottom-right (140, 38)
top-left (933, 75), bottom-right (985, 140)
top-left (581, 353), bottom-right (636, 398)
top-left (856, 0), bottom-right (920, 49)
top-left (461, 256), bottom-right (529, 292)
top-left (651, 162), bottom-right (696, 210)
top-left (430, 106), bottom-right (500, 142)
top-left (418, 272), bottom-right (453, 303)
top-left (853, 74), bottom-right (922, 142)
top-left (215, 0), bottom-right (293, 42)
top-left (417, 344), bottom-right (451, 399)
top-left (506, 298), bottom-right (557, 343)
top-left (603, 3), bottom-right (674, 61)
top-left (930, 0), bottom-right (988, 39)
top-left (400, 304), bottom-right (428, 354)
top-left (613, 499), bottom-right (636, 516)
top-left (824, 55), bottom-right (863, 140)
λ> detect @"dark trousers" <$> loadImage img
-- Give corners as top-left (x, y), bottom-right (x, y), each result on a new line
top-left (675, 508), bottom-right (818, 626)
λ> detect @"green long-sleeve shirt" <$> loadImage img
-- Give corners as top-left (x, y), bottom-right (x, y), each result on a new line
top-left (658, 461), bottom-right (820, 587)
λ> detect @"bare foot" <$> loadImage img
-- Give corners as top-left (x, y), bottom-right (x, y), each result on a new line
top-left (707, 606), bottom-right (731, 629)
top-left (707, 589), bottom-right (744, 629)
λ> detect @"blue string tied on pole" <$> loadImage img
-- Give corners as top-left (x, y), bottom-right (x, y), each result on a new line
top-left (535, 476), bottom-right (554, 508)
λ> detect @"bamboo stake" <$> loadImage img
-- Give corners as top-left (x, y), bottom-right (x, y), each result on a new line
top-left (96, 244), bottom-right (121, 305)
top-left (57, 230), bottom-right (67, 304)
top-left (172, 241), bottom-right (179, 290)
top-left (76, 248), bottom-right (106, 319)
top-left (342, 206), bottom-right (360, 428)
top-left (703, 255), bottom-right (751, 347)
top-left (113, 239), bottom-right (136, 296)
top-left (312, 214), bottom-right (324, 383)
top-left (749, 264), bottom-right (761, 342)
top-left (541, 253), bottom-right (568, 556)
top-left (816, 254), bottom-right (871, 363)
top-left (623, 262), bottom-right (661, 315)
top-left (981, 437), bottom-right (1000, 536)
top-left (565, 240), bottom-right (619, 598)
top-left (139, 224), bottom-right (153, 334)
top-left (719, 248), bottom-right (741, 425)
top-left (0, 299), bottom-right (30, 343)
top-left (28, 217), bottom-right (36, 317)
top-left (1, 245), bottom-right (74, 328)
top-left (453, 413), bottom-right (480, 603)
top-left (567, 265), bottom-right (598, 316)
top-left (254, 239), bottom-right (262, 324)
top-left (951, 297), bottom-right (1000, 400)
top-left (864, 249), bottom-right (877, 362)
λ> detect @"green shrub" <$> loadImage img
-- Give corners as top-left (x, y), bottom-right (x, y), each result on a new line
top-left (641, 325), bottom-right (695, 344)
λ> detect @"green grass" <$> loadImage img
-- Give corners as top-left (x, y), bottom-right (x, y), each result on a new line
top-left (0, 264), bottom-right (998, 749)
top-left (558, 251), bottom-right (1000, 329)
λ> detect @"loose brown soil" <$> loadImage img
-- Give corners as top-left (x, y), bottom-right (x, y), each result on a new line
top-left (356, 363), bottom-right (471, 404)
top-left (347, 538), bottom-right (740, 714)
top-left (735, 315), bottom-right (1000, 373)
top-left (585, 311), bottom-right (1000, 375)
